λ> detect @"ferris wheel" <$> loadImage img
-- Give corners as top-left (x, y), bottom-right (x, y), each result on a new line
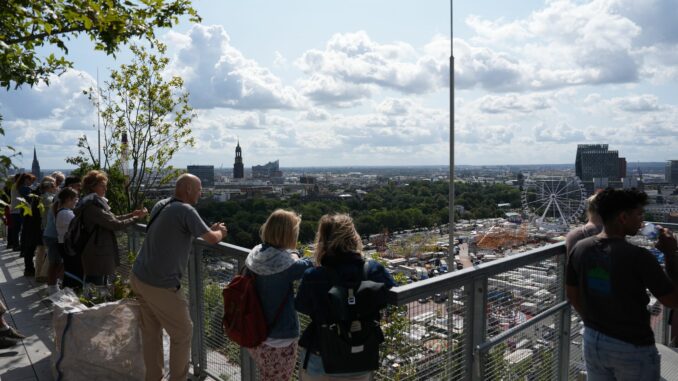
top-left (521, 176), bottom-right (587, 230)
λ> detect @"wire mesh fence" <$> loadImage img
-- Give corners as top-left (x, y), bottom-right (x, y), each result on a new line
top-left (486, 258), bottom-right (562, 339)
top-left (481, 314), bottom-right (562, 381)
top-left (375, 287), bottom-right (466, 381)
top-left (196, 245), bottom-right (245, 381)
top-left (118, 225), bottom-right (678, 381)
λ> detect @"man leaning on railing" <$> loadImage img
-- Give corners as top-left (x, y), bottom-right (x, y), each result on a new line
top-left (566, 188), bottom-right (678, 380)
top-left (129, 174), bottom-right (228, 381)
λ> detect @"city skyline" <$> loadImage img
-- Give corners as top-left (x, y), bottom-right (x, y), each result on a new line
top-left (2, 1), bottom-right (678, 169)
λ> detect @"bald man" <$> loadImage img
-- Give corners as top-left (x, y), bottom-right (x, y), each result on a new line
top-left (131, 174), bottom-right (227, 381)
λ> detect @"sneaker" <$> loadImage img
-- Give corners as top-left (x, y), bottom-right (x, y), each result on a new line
top-left (45, 285), bottom-right (60, 297)
top-left (0, 336), bottom-right (17, 349)
top-left (0, 326), bottom-right (25, 340)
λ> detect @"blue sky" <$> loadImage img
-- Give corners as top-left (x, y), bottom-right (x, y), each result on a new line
top-left (1, 0), bottom-right (678, 169)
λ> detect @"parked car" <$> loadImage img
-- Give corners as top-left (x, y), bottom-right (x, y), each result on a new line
top-left (433, 293), bottom-right (449, 304)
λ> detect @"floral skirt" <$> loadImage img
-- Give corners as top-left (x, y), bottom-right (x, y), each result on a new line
top-left (246, 340), bottom-right (298, 381)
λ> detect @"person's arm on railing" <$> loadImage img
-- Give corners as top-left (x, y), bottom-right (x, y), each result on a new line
top-left (201, 222), bottom-right (227, 244)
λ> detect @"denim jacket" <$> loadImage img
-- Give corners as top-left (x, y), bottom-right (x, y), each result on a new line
top-left (295, 253), bottom-right (396, 352)
top-left (245, 244), bottom-right (313, 339)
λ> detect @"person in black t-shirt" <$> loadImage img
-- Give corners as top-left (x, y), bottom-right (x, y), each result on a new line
top-left (566, 188), bottom-right (678, 380)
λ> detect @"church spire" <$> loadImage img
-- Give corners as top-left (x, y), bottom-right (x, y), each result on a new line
top-left (31, 146), bottom-right (41, 178)
top-left (233, 140), bottom-right (244, 179)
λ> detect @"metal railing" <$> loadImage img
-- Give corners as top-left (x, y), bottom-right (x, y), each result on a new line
top-left (122, 222), bottom-right (677, 381)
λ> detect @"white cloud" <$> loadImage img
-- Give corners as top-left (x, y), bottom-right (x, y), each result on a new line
top-left (534, 122), bottom-right (585, 143)
top-left (297, 74), bottom-right (372, 107)
top-left (605, 94), bottom-right (662, 112)
top-left (477, 93), bottom-right (551, 114)
top-left (296, 31), bottom-right (449, 97)
top-left (0, 70), bottom-right (95, 122)
top-left (273, 51), bottom-right (288, 67)
top-left (456, 0), bottom-right (678, 93)
top-left (169, 24), bottom-right (306, 110)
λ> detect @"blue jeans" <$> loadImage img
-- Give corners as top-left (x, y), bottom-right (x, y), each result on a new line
top-left (584, 327), bottom-right (660, 381)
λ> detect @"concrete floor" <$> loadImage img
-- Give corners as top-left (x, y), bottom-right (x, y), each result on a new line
top-left (0, 245), bottom-right (54, 381)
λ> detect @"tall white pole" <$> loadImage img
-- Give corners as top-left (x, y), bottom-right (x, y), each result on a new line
top-left (96, 68), bottom-right (101, 167)
top-left (449, 7), bottom-right (456, 270)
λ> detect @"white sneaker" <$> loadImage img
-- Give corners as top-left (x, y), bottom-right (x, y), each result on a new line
top-left (45, 285), bottom-right (60, 297)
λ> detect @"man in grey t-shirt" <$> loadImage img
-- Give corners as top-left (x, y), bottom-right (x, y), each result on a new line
top-left (131, 174), bottom-right (227, 381)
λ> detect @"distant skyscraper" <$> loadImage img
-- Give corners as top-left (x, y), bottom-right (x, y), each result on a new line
top-left (575, 144), bottom-right (620, 181)
top-left (233, 141), bottom-right (244, 179)
top-left (666, 160), bottom-right (678, 185)
top-left (187, 165), bottom-right (215, 186)
top-left (31, 147), bottom-right (41, 179)
top-left (618, 157), bottom-right (627, 179)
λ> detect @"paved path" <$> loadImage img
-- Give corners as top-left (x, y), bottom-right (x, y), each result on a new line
top-left (0, 244), bottom-right (54, 381)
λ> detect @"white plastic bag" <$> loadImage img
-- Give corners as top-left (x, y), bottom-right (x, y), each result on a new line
top-left (51, 289), bottom-right (145, 380)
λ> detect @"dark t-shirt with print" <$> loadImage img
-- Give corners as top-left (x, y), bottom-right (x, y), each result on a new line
top-left (566, 236), bottom-right (674, 345)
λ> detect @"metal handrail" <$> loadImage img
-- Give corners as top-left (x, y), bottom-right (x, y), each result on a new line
top-left (126, 221), bottom-right (678, 381)
top-left (389, 242), bottom-right (566, 305)
top-left (130, 222), bottom-right (249, 260)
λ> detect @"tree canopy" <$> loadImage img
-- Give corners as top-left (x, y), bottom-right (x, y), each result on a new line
top-left (0, 0), bottom-right (200, 89)
top-left (68, 42), bottom-right (195, 211)
top-left (196, 181), bottom-right (522, 248)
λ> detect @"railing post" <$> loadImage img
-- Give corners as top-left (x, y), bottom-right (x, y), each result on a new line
top-left (556, 255), bottom-right (571, 380)
top-left (557, 306), bottom-right (571, 380)
top-left (240, 347), bottom-right (257, 381)
top-left (661, 306), bottom-right (671, 346)
top-left (464, 277), bottom-right (487, 381)
top-left (189, 245), bottom-right (207, 379)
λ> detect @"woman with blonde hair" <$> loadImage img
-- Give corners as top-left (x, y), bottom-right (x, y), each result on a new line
top-left (295, 214), bottom-right (395, 380)
top-left (243, 209), bottom-right (313, 381)
top-left (75, 170), bottom-right (147, 285)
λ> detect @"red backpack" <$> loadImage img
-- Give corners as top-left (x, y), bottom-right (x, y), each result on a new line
top-left (222, 268), bottom-right (289, 348)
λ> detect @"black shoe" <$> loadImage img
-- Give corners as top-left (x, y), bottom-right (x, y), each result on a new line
top-left (23, 269), bottom-right (35, 277)
top-left (0, 327), bottom-right (26, 339)
top-left (0, 337), bottom-right (17, 349)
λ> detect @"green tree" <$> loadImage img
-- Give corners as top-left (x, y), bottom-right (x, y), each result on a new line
top-left (485, 342), bottom-right (509, 380)
top-left (0, 116), bottom-right (19, 181)
top-left (71, 42), bottom-right (195, 210)
top-left (0, 0), bottom-right (200, 89)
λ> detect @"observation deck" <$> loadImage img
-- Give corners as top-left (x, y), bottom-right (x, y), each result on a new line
top-left (2, 223), bottom-right (678, 380)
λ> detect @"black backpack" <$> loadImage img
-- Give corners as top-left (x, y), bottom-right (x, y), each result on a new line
top-left (312, 261), bottom-right (389, 374)
top-left (63, 201), bottom-right (99, 257)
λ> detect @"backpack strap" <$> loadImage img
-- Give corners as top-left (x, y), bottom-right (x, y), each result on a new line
top-left (363, 260), bottom-right (371, 281)
top-left (146, 198), bottom-right (180, 232)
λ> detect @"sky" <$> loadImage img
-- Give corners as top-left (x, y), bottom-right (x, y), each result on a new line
top-left (1, 0), bottom-right (678, 170)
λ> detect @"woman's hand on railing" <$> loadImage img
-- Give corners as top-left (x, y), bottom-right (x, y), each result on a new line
top-left (132, 208), bottom-right (149, 219)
